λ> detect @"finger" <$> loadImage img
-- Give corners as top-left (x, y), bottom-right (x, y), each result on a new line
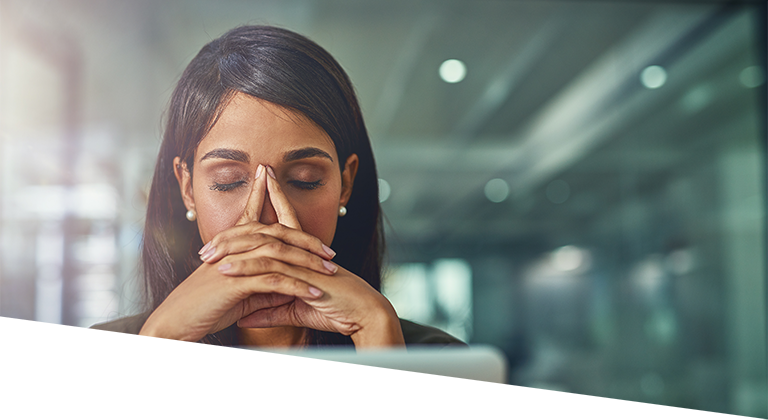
top-left (240, 293), bottom-right (295, 317)
top-left (256, 224), bottom-right (335, 260)
top-left (237, 303), bottom-right (298, 329)
top-left (200, 223), bottom-right (336, 263)
top-left (266, 165), bottom-right (301, 230)
top-left (201, 231), bottom-right (279, 264)
top-left (221, 258), bottom-right (340, 307)
top-left (216, 242), bottom-right (338, 275)
top-left (218, 255), bottom-right (336, 280)
top-left (231, 271), bottom-right (324, 301)
top-left (236, 164), bottom-right (267, 226)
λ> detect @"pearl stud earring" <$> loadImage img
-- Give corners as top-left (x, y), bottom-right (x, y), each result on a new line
top-left (186, 209), bottom-right (197, 221)
top-left (338, 206), bottom-right (347, 217)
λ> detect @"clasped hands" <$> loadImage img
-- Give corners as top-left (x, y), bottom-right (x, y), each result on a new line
top-left (139, 164), bottom-right (405, 348)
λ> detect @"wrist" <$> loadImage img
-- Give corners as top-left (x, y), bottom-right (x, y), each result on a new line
top-left (350, 296), bottom-right (405, 349)
top-left (139, 324), bottom-right (187, 346)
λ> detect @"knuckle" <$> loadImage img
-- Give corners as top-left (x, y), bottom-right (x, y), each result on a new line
top-left (220, 259), bottom-right (239, 274)
top-left (266, 241), bottom-right (288, 255)
top-left (253, 256), bottom-right (275, 273)
top-left (259, 224), bottom-right (280, 239)
top-left (214, 240), bottom-right (228, 254)
top-left (265, 273), bottom-right (285, 287)
top-left (252, 232), bottom-right (269, 243)
top-left (249, 257), bottom-right (265, 272)
top-left (236, 222), bottom-right (257, 235)
top-left (209, 232), bottom-right (225, 245)
top-left (290, 279), bottom-right (304, 294)
top-left (217, 225), bottom-right (243, 242)
top-left (310, 254), bottom-right (324, 268)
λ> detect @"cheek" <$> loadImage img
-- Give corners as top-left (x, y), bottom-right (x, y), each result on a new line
top-left (194, 187), bottom-right (247, 243)
top-left (291, 191), bottom-right (340, 246)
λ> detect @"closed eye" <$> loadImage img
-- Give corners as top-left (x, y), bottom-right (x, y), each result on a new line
top-left (288, 180), bottom-right (325, 190)
top-left (210, 180), bottom-right (247, 192)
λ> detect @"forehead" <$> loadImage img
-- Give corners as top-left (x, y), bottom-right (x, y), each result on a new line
top-left (195, 92), bottom-right (336, 161)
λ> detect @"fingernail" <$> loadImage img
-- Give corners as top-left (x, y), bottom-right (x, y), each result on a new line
top-left (255, 164), bottom-right (263, 179)
top-left (323, 260), bottom-right (338, 274)
top-left (200, 247), bottom-right (216, 261)
top-left (322, 244), bottom-right (336, 259)
top-left (266, 165), bottom-right (276, 180)
top-left (218, 263), bottom-right (232, 272)
top-left (199, 241), bottom-right (212, 255)
top-left (308, 286), bottom-right (323, 297)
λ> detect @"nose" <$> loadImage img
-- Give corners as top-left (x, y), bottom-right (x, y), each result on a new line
top-left (259, 191), bottom-right (279, 225)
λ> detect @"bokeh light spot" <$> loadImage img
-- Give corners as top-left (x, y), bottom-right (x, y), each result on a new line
top-left (484, 178), bottom-right (509, 203)
top-left (641, 65), bottom-right (667, 89)
top-left (439, 59), bottom-right (467, 83)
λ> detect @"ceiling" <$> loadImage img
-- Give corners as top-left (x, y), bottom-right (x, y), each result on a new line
top-left (0, 0), bottom-right (763, 259)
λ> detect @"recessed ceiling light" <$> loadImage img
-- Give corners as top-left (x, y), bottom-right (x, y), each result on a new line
top-left (553, 245), bottom-right (586, 271)
top-left (484, 178), bottom-right (509, 203)
top-left (640, 65), bottom-right (667, 89)
top-left (439, 59), bottom-right (466, 83)
top-left (739, 65), bottom-right (765, 88)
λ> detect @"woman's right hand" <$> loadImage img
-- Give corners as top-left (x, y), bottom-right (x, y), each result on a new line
top-left (139, 165), bottom-right (336, 342)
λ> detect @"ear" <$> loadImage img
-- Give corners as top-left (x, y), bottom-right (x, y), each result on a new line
top-left (173, 156), bottom-right (195, 212)
top-left (339, 154), bottom-right (359, 208)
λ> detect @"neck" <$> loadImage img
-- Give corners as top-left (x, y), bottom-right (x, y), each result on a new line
top-left (237, 326), bottom-right (308, 348)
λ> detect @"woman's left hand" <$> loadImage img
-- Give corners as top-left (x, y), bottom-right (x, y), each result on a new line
top-left (232, 263), bottom-right (404, 347)
top-left (203, 166), bottom-right (405, 348)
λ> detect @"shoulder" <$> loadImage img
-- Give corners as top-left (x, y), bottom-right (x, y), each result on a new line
top-left (399, 318), bottom-right (467, 347)
top-left (90, 312), bottom-right (152, 335)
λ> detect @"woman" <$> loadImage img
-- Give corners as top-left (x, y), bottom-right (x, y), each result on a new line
top-left (93, 25), bottom-right (461, 348)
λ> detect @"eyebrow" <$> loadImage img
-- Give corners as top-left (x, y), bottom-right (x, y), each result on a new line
top-left (198, 147), bottom-right (333, 164)
top-left (283, 147), bottom-right (333, 163)
top-left (200, 148), bottom-right (250, 163)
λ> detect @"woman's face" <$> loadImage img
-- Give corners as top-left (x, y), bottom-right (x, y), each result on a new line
top-left (174, 92), bottom-right (358, 246)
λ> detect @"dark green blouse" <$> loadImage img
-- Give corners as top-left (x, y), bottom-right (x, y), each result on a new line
top-left (91, 312), bottom-right (466, 347)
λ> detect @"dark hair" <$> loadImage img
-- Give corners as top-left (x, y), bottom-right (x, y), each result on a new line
top-left (141, 25), bottom-right (383, 346)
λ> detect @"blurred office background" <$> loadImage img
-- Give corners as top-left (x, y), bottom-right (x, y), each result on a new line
top-left (0, 0), bottom-right (765, 416)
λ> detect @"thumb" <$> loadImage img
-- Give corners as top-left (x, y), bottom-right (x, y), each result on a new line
top-left (265, 165), bottom-right (302, 230)
top-left (236, 164), bottom-right (267, 225)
